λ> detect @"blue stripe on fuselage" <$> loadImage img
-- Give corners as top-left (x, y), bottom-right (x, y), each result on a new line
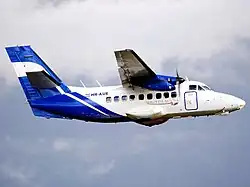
top-left (30, 94), bottom-right (109, 119)
top-left (71, 92), bottom-right (123, 118)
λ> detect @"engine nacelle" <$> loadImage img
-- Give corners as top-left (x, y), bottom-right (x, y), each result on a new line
top-left (139, 75), bottom-right (185, 91)
top-left (143, 81), bottom-right (175, 91)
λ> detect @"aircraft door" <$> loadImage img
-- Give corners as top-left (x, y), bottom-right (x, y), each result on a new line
top-left (184, 91), bottom-right (198, 110)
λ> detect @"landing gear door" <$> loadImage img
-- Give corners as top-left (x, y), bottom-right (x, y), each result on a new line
top-left (184, 91), bottom-right (198, 110)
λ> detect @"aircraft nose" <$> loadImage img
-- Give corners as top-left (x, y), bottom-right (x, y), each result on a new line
top-left (220, 93), bottom-right (246, 112)
top-left (237, 98), bottom-right (246, 109)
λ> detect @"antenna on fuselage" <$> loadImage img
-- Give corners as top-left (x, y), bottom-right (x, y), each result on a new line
top-left (96, 80), bottom-right (102, 87)
top-left (80, 80), bottom-right (86, 88)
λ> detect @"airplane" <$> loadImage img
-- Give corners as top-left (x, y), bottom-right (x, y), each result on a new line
top-left (5, 45), bottom-right (246, 127)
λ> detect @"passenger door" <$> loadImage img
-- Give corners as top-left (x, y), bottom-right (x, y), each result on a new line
top-left (184, 91), bottom-right (198, 110)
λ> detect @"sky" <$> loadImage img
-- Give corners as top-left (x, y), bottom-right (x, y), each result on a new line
top-left (0, 0), bottom-right (250, 187)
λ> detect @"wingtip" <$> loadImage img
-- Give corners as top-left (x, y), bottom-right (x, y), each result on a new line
top-left (114, 48), bottom-right (134, 53)
top-left (5, 44), bottom-right (31, 50)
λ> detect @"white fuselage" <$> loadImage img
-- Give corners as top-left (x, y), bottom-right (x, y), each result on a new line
top-left (68, 80), bottom-right (245, 125)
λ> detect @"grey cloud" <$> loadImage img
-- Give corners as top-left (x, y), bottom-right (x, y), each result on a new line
top-left (53, 139), bottom-right (72, 152)
top-left (0, 163), bottom-right (36, 187)
top-left (161, 38), bottom-right (250, 90)
top-left (1, 0), bottom-right (250, 84)
top-left (37, 0), bottom-right (87, 7)
top-left (88, 160), bottom-right (116, 176)
top-left (0, 85), bottom-right (250, 187)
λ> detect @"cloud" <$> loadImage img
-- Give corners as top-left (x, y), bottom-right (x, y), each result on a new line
top-left (88, 160), bottom-right (116, 176)
top-left (161, 38), bottom-right (250, 87)
top-left (53, 139), bottom-right (72, 152)
top-left (51, 138), bottom-right (100, 163)
top-left (129, 133), bottom-right (151, 155)
top-left (37, 0), bottom-right (87, 7)
top-left (0, 162), bottom-right (36, 186)
top-left (0, 94), bottom-right (250, 187)
top-left (1, 0), bottom-right (250, 85)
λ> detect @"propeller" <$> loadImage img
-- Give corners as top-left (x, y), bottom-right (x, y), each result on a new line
top-left (175, 69), bottom-right (185, 97)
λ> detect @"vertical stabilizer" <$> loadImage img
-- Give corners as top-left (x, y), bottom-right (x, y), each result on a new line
top-left (5, 45), bottom-right (70, 118)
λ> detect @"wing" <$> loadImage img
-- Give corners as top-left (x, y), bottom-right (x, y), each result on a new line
top-left (114, 49), bottom-right (156, 88)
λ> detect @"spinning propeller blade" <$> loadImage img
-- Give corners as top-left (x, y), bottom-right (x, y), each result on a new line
top-left (176, 69), bottom-right (181, 97)
top-left (175, 69), bottom-right (186, 97)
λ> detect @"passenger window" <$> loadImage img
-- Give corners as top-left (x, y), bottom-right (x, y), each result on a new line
top-left (156, 93), bottom-right (162, 99)
top-left (129, 95), bottom-right (135, 101)
top-left (198, 85), bottom-right (205, 91)
top-left (164, 92), bottom-right (169, 98)
top-left (121, 95), bottom-right (128, 101)
top-left (189, 85), bottom-right (197, 90)
top-left (147, 93), bottom-right (153, 100)
top-left (139, 94), bottom-right (144, 100)
top-left (106, 97), bottom-right (111, 103)
top-left (114, 96), bottom-right (119, 102)
top-left (171, 92), bottom-right (177, 98)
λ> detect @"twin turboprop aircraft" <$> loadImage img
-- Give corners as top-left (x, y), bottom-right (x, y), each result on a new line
top-left (5, 46), bottom-right (246, 127)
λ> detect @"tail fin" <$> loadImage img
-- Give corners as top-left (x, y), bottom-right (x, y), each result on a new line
top-left (5, 45), bottom-right (70, 99)
top-left (5, 45), bottom-right (70, 118)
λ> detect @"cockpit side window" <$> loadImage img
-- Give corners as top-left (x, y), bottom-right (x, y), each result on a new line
top-left (203, 86), bottom-right (212, 90)
top-left (189, 85), bottom-right (197, 90)
top-left (198, 85), bottom-right (205, 91)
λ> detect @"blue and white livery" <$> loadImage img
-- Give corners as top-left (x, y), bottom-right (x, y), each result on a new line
top-left (5, 46), bottom-right (246, 127)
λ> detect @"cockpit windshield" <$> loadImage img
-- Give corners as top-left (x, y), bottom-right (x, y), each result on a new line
top-left (189, 84), bottom-right (212, 91)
